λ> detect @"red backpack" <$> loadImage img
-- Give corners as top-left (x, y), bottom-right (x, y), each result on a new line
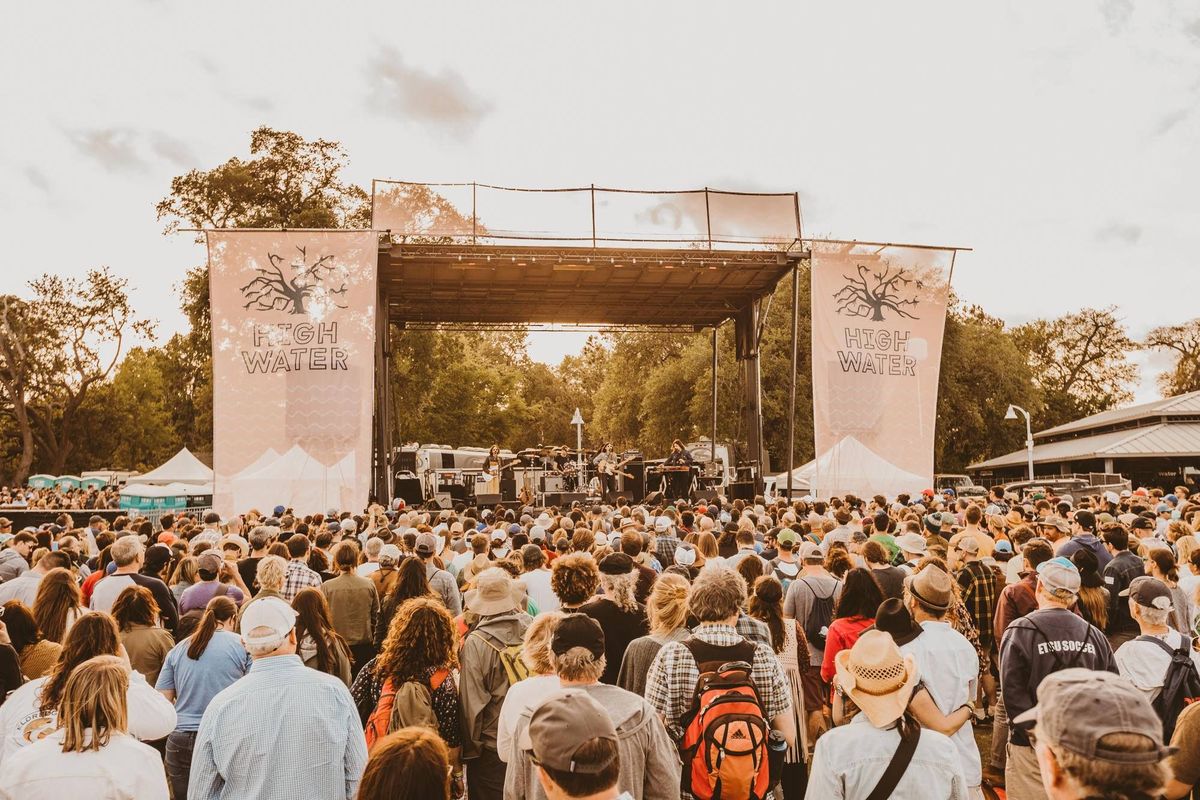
top-left (678, 638), bottom-right (771, 800)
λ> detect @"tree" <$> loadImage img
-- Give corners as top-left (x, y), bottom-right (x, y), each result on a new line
top-left (240, 247), bottom-right (348, 314)
top-left (155, 127), bottom-right (369, 233)
top-left (27, 270), bottom-right (154, 475)
top-left (0, 296), bottom-right (51, 484)
top-left (1012, 307), bottom-right (1137, 429)
top-left (1144, 318), bottom-right (1200, 396)
top-left (833, 263), bottom-right (920, 321)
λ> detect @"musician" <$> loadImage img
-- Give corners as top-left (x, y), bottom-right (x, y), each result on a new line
top-left (663, 439), bottom-right (694, 499)
top-left (592, 442), bottom-right (618, 503)
top-left (482, 444), bottom-right (505, 495)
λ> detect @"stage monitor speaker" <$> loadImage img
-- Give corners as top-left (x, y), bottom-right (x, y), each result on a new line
top-left (393, 477), bottom-right (424, 508)
top-left (620, 461), bottom-right (646, 505)
top-left (642, 490), bottom-right (666, 507)
top-left (692, 488), bottom-right (721, 504)
top-left (729, 481), bottom-right (755, 501)
top-left (429, 493), bottom-right (453, 510)
top-left (475, 493), bottom-right (503, 507)
top-left (544, 492), bottom-right (587, 507)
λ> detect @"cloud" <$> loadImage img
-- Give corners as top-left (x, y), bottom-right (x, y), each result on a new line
top-left (1185, 17), bottom-right (1200, 43)
top-left (149, 132), bottom-right (196, 168)
top-left (365, 46), bottom-right (491, 137)
top-left (23, 166), bottom-right (51, 195)
top-left (1095, 221), bottom-right (1143, 244)
top-left (65, 128), bottom-right (148, 172)
top-left (1155, 108), bottom-right (1190, 136)
top-left (1100, 0), bottom-right (1133, 33)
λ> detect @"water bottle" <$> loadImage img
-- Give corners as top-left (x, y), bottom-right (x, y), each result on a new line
top-left (767, 729), bottom-right (787, 784)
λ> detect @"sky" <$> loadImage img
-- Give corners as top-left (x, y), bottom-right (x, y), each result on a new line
top-left (2, 0), bottom-right (1198, 403)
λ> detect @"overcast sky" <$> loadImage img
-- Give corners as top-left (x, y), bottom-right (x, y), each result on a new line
top-left (2, 0), bottom-right (1197, 403)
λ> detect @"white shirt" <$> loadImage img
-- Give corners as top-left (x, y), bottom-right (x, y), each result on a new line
top-left (899, 620), bottom-right (981, 788)
top-left (495, 674), bottom-right (561, 762)
top-left (89, 574), bottom-right (138, 614)
top-left (355, 562), bottom-right (380, 578)
top-left (808, 713), bottom-right (968, 799)
top-left (0, 671), bottom-right (176, 766)
top-left (0, 572), bottom-right (43, 608)
top-left (521, 569), bottom-right (558, 615)
top-left (0, 730), bottom-right (168, 799)
top-left (821, 526), bottom-right (855, 554)
top-left (1115, 629), bottom-right (1200, 703)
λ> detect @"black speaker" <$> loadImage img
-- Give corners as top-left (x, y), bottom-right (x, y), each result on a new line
top-left (544, 492), bottom-right (587, 507)
top-left (729, 481), bottom-right (755, 501)
top-left (475, 493), bottom-right (503, 507)
top-left (642, 490), bottom-right (666, 507)
top-left (393, 477), bottom-right (424, 507)
top-left (692, 488), bottom-right (722, 503)
top-left (620, 461), bottom-right (645, 504)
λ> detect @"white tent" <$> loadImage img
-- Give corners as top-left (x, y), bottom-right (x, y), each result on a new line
top-left (233, 448), bottom-right (281, 480)
top-left (136, 448), bottom-right (214, 486)
top-left (231, 445), bottom-right (356, 513)
top-left (769, 465), bottom-right (813, 496)
top-left (806, 436), bottom-right (930, 499)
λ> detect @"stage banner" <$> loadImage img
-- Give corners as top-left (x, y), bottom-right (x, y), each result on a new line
top-left (207, 230), bottom-right (378, 516)
top-left (810, 242), bottom-right (954, 498)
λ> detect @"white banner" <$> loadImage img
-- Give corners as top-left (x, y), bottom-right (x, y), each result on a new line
top-left (207, 230), bottom-right (378, 516)
top-left (810, 242), bottom-right (954, 498)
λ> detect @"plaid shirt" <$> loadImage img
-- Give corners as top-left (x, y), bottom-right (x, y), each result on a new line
top-left (645, 623), bottom-right (791, 743)
top-left (957, 560), bottom-right (999, 647)
top-left (283, 559), bottom-right (324, 601)
top-left (655, 532), bottom-right (679, 568)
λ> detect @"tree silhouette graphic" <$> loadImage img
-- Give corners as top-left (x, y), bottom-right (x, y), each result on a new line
top-left (240, 246), bottom-right (349, 314)
top-left (833, 264), bottom-right (920, 321)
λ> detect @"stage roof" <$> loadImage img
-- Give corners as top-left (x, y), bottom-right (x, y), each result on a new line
top-left (379, 242), bottom-right (801, 329)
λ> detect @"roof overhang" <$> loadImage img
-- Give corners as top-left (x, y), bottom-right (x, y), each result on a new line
top-left (380, 242), bottom-right (800, 328)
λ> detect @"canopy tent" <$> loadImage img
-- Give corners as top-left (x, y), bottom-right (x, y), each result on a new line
top-left (232, 445), bottom-right (356, 513)
top-left (136, 448), bottom-right (214, 486)
top-left (233, 448), bottom-right (281, 480)
top-left (807, 436), bottom-right (930, 499)
top-left (769, 464), bottom-right (813, 496)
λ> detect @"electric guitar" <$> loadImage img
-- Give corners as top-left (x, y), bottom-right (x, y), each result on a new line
top-left (597, 455), bottom-right (636, 480)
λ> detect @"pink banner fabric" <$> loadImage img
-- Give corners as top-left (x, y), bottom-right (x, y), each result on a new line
top-left (207, 231), bottom-right (378, 516)
top-left (810, 242), bottom-right (954, 498)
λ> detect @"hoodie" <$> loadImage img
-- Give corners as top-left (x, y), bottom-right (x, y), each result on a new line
top-left (503, 682), bottom-right (681, 800)
top-left (0, 550), bottom-right (29, 583)
top-left (459, 611), bottom-right (532, 758)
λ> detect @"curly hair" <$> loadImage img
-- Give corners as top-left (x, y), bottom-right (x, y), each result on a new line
top-left (375, 597), bottom-right (458, 683)
top-left (598, 571), bottom-right (639, 614)
top-left (551, 552), bottom-right (600, 607)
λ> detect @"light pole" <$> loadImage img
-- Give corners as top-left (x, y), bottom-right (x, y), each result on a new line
top-left (571, 408), bottom-right (585, 486)
top-left (1005, 404), bottom-right (1035, 481)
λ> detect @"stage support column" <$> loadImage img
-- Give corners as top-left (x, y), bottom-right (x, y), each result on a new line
top-left (711, 325), bottom-right (718, 471)
top-left (787, 263), bottom-right (799, 501)
top-left (372, 264), bottom-right (389, 504)
top-left (735, 303), bottom-right (765, 493)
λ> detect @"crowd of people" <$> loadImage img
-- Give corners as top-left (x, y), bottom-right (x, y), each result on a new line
top-left (0, 485), bottom-right (1194, 799)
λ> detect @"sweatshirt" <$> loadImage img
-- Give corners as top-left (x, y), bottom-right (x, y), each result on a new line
top-left (1000, 607), bottom-right (1116, 746)
top-left (503, 682), bottom-right (680, 800)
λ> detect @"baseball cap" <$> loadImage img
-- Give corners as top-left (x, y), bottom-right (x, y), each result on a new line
top-left (273, 505), bottom-right (286, 517)
top-left (507, 523), bottom-right (521, 536)
top-left (1036, 557), bottom-right (1081, 594)
top-left (776, 528), bottom-right (797, 546)
top-left (378, 544), bottom-right (402, 564)
top-left (956, 537), bottom-right (980, 555)
top-left (338, 518), bottom-right (357, 533)
top-left (551, 613), bottom-right (606, 659)
top-left (529, 525), bottom-right (546, 542)
top-left (799, 541), bottom-right (823, 561)
top-left (1131, 516), bottom-right (1154, 531)
top-left (1012, 668), bottom-right (1174, 764)
top-left (523, 690), bottom-right (618, 775)
top-left (325, 507), bottom-right (338, 518)
top-left (414, 533), bottom-right (438, 556)
top-left (240, 597), bottom-right (297, 650)
top-left (1120, 576), bottom-right (1174, 610)
top-left (674, 542), bottom-right (697, 566)
top-left (994, 539), bottom-right (1013, 554)
top-left (654, 516), bottom-right (671, 533)
top-left (490, 528), bottom-right (507, 542)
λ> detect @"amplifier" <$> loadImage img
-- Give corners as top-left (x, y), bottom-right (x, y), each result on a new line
top-left (729, 481), bottom-right (756, 501)
top-left (544, 492), bottom-right (587, 508)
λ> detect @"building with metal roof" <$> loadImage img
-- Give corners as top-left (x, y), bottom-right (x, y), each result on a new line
top-left (968, 390), bottom-right (1200, 491)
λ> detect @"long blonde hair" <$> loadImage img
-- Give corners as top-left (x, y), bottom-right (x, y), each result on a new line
top-left (58, 655), bottom-right (129, 753)
top-left (647, 573), bottom-right (690, 637)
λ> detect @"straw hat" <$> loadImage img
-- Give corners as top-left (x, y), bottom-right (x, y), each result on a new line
top-left (834, 630), bottom-right (920, 728)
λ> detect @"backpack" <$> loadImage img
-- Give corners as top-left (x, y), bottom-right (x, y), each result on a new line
top-left (770, 559), bottom-right (800, 591)
top-left (471, 630), bottom-right (530, 686)
top-left (678, 638), bottom-right (771, 800)
top-left (1135, 634), bottom-right (1200, 741)
top-left (364, 669), bottom-right (449, 751)
top-left (799, 578), bottom-right (837, 651)
top-left (175, 583), bottom-right (229, 642)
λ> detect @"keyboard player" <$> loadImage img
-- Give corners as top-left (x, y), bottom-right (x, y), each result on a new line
top-left (662, 439), bottom-right (694, 499)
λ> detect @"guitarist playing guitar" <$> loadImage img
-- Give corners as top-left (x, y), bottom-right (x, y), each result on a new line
top-left (592, 443), bottom-right (634, 504)
top-left (482, 444), bottom-right (520, 496)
